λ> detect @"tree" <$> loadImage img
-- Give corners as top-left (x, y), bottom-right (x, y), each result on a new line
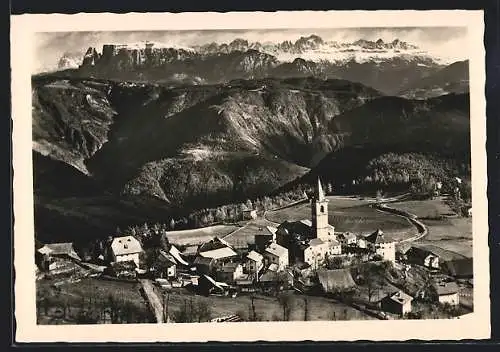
top-left (277, 293), bottom-right (292, 321)
top-left (303, 297), bottom-right (309, 321)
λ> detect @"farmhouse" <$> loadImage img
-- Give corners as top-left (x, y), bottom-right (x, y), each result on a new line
top-left (303, 238), bottom-right (329, 269)
top-left (405, 246), bottom-right (440, 269)
top-left (217, 262), bottom-right (244, 284)
top-left (37, 242), bottom-right (81, 262)
top-left (193, 256), bottom-right (216, 275)
top-left (245, 250), bottom-right (264, 278)
top-left (254, 226), bottom-right (277, 252)
top-left (110, 236), bottom-right (143, 267)
top-left (338, 232), bottom-right (357, 246)
top-left (381, 290), bottom-right (413, 316)
top-left (150, 250), bottom-right (177, 279)
top-left (436, 281), bottom-right (460, 306)
top-left (443, 258), bottom-right (473, 279)
top-left (264, 243), bottom-right (289, 271)
top-left (242, 209), bottom-right (258, 220)
top-left (365, 229), bottom-right (396, 263)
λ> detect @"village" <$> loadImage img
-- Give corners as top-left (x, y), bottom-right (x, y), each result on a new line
top-left (35, 179), bottom-right (473, 324)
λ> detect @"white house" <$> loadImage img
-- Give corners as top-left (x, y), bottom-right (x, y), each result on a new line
top-left (424, 253), bottom-right (440, 269)
top-left (110, 236), bottom-right (143, 267)
top-left (246, 250), bottom-right (264, 276)
top-left (304, 238), bottom-right (329, 269)
top-left (382, 290), bottom-right (413, 316)
top-left (338, 232), bottom-right (357, 246)
top-left (327, 238), bottom-right (342, 255)
top-left (436, 281), bottom-right (460, 306)
top-left (217, 262), bottom-right (244, 284)
top-left (365, 229), bottom-right (396, 263)
top-left (242, 209), bottom-right (258, 220)
top-left (264, 243), bottom-right (289, 271)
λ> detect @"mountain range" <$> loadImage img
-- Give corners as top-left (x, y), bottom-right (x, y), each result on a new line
top-left (51, 35), bottom-right (469, 97)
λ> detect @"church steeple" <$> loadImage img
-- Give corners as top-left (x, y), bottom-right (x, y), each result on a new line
top-left (316, 177), bottom-right (326, 201)
top-left (311, 178), bottom-right (331, 241)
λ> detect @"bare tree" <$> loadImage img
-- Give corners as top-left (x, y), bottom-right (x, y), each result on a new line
top-left (277, 293), bottom-right (292, 321)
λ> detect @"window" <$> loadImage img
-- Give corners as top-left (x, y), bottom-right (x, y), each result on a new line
top-left (320, 205), bottom-right (324, 213)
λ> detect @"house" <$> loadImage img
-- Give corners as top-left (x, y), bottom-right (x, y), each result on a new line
top-left (150, 250), bottom-right (177, 279)
top-left (338, 232), bottom-right (357, 246)
top-left (381, 291), bottom-right (413, 316)
top-left (303, 238), bottom-right (329, 269)
top-left (327, 238), bottom-right (342, 256)
top-left (242, 209), bottom-right (258, 220)
top-left (110, 236), bottom-right (143, 267)
top-left (37, 242), bottom-right (81, 262)
top-left (436, 281), bottom-right (460, 306)
top-left (356, 235), bottom-right (367, 249)
top-left (317, 269), bottom-right (356, 294)
top-left (365, 229), bottom-right (396, 263)
top-left (245, 250), bottom-right (264, 277)
top-left (199, 246), bottom-right (238, 268)
top-left (217, 262), bottom-right (244, 284)
top-left (198, 237), bottom-right (234, 254)
top-left (194, 256), bottom-right (216, 275)
top-left (255, 226), bottom-right (277, 252)
top-left (467, 207), bottom-right (472, 217)
top-left (264, 243), bottom-right (289, 271)
top-left (424, 253), bottom-right (440, 269)
top-left (259, 268), bottom-right (293, 291)
top-left (197, 274), bottom-right (228, 296)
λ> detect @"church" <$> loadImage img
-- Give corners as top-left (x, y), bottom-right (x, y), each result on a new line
top-left (275, 178), bottom-right (341, 269)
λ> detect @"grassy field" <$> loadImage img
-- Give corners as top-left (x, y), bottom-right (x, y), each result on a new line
top-left (266, 196), bottom-right (416, 242)
top-left (36, 277), bottom-right (153, 324)
top-left (165, 225), bottom-right (240, 246)
top-left (222, 218), bottom-right (279, 248)
top-left (390, 198), bottom-right (473, 258)
top-left (162, 290), bottom-right (375, 322)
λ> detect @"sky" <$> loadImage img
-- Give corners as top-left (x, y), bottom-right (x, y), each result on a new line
top-left (33, 27), bottom-right (468, 73)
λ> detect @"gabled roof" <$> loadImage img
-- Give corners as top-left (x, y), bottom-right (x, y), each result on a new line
top-left (388, 290), bottom-right (413, 305)
top-left (111, 236), bottom-right (143, 256)
top-left (182, 245), bottom-right (199, 256)
top-left (442, 258), bottom-right (473, 278)
top-left (328, 238), bottom-right (340, 246)
top-left (365, 229), bottom-right (392, 244)
top-left (38, 243), bottom-right (81, 260)
top-left (198, 237), bottom-right (234, 253)
top-left (194, 256), bottom-right (214, 266)
top-left (158, 250), bottom-right (176, 267)
top-left (247, 250), bottom-right (263, 262)
top-left (309, 238), bottom-right (325, 247)
top-left (265, 243), bottom-right (288, 258)
top-left (169, 245), bottom-right (189, 266)
top-left (436, 281), bottom-right (460, 296)
top-left (317, 269), bottom-right (356, 293)
top-left (200, 246), bottom-right (237, 260)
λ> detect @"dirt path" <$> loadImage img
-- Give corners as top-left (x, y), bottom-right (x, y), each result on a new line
top-left (140, 279), bottom-right (164, 323)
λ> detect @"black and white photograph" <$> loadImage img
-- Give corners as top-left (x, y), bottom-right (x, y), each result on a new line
top-left (12, 10), bottom-right (489, 342)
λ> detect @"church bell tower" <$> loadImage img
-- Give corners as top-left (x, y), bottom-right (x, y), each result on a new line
top-left (311, 178), bottom-right (331, 241)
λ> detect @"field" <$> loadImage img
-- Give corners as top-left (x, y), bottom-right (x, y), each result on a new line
top-left (162, 290), bottom-right (375, 322)
top-left (36, 277), bottom-right (153, 324)
top-left (265, 196), bottom-right (416, 242)
top-left (390, 198), bottom-right (473, 258)
top-left (165, 225), bottom-right (240, 246)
